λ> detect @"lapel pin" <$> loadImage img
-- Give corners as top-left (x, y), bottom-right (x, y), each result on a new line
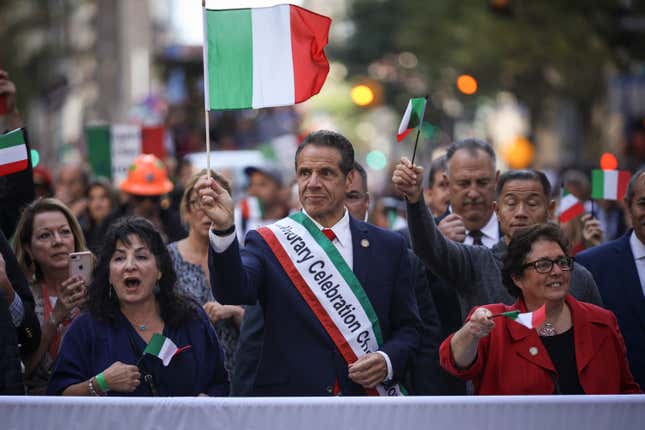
top-left (529, 346), bottom-right (538, 356)
top-left (361, 239), bottom-right (370, 248)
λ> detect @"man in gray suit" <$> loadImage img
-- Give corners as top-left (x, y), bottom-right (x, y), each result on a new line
top-left (393, 161), bottom-right (602, 316)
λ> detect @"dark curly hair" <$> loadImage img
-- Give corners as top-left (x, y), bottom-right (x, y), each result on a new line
top-left (502, 223), bottom-right (570, 298)
top-left (88, 216), bottom-right (194, 326)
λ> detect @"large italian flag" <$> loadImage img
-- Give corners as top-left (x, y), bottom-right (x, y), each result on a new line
top-left (591, 169), bottom-right (630, 200)
top-left (0, 128), bottom-right (29, 177)
top-left (202, 4), bottom-right (331, 110)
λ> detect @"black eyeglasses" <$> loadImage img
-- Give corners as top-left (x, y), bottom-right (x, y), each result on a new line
top-left (522, 257), bottom-right (574, 274)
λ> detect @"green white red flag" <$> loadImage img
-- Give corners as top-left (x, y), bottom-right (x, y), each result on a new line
top-left (397, 97), bottom-right (427, 142)
top-left (0, 128), bottom-right (29, 177)
top-left (202, 4), bottom-right (331, 110)
top-left (498, 304), bottom-right (547, 329)
top-left (591, 169), bottom-right (630, 200)
top-left (143, 333), bottom-right (191, 366)
top-left (558, 187), bottom-right (585, 223)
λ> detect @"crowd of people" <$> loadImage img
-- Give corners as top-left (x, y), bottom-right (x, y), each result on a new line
top-left (1, 75), bottom-right (644, 398)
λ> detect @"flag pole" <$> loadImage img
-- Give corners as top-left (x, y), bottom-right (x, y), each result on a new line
top-left (410, 129), bottom-right (421, 166)
top-left (410, 95), bottom-right (429, 166)
top-left (202, 0), bottom-right (211, 179)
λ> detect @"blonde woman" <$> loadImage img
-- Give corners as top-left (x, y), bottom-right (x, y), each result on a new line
top-left (13, 198), bottom-right (90, 394)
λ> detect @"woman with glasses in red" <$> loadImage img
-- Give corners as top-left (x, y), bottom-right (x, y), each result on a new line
top-left (440, 223), bottom-right (641, 394)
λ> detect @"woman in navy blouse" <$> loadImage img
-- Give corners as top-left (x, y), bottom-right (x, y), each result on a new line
top-left (47, 217), bottom-right (229, 396)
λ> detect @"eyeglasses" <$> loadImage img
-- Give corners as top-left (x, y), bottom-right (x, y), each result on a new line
top-left (522, 257), bottom-right (574, 274)
top-left (346, 191), bottom-right (368, 202)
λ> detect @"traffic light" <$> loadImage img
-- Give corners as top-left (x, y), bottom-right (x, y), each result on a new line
top-left (456, 74), bottom-right (478, 95)
top-left (350, 79), bottom-right (383, 107)
top-left (351, 85), bottom-right (375, 106)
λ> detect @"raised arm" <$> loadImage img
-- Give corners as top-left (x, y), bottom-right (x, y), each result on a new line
top-left (392, 157), bottom-right (477, 286)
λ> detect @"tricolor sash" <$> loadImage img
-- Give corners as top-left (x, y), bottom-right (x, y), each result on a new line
top-left (257, 212), bottom-right (404, 396)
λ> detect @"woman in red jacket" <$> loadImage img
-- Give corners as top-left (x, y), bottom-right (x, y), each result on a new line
top-left (440, 223), bottom-right (641, 394)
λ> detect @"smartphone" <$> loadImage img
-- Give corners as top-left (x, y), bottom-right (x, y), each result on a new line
top-left (69, 251), bottom-right (93, 284)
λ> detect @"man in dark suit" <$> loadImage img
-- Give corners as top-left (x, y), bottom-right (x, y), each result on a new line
top-left (198, 130), bottom-right (420, 396)
top-left (347, 162), bottom-right (443, 395)
top-left (0, 230), bottom-right (41, 394)
top-left (577, 168), bottom-right (645, 389)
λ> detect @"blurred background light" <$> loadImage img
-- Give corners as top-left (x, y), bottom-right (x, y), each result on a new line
top-left (457, 74), bottom-right (478, 95)
top-left (351, 84), bottom-right (375, 106)
top-left (366, 150), bottom-right (387, 170)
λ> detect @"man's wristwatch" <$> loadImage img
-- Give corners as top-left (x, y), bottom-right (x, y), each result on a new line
top-left (211, 224), bottom-right (235, 236)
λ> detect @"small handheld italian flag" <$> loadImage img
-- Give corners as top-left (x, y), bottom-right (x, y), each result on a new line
top-left (240, 196), bottom-right (264, 221)
top-left (558, 187), bottom-right (585, 223)
top-left (143, 333), bottom-right (192, 366)
top-left (0, 128), bottom-right (29, 177)
top-left (495, 304), bottom-right (547, 330)
top-left (397, 97), bottom-right (427, 142)
top-left (591, 169), bottom-right (630, 200)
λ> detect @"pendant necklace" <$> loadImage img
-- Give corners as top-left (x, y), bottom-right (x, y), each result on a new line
top-left (139, 324), bottom-right (147, 331)
top-left (538, 321), bottom-right (557, 337)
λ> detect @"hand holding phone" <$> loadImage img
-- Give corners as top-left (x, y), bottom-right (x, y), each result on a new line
top-left (69, 251), bottom-right (93, 285)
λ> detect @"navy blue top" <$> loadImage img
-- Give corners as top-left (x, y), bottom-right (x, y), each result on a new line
top-left (47, 308), bottom-right (229, 396)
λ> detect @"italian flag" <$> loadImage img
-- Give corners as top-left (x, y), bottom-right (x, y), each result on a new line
top-left (143, 333), bottom-right (191, 366)
top-left (202, 4), bottom-right (331, 110)
top-left (558, 187), bottom-right (585, 223)
top-left (0, 128), bottom-right (29, 177)
top-left (85, 125), bottom-right (165, 185)
top-left (240, 196), bottom-right (264, 221)
top-left (591, 169), bottom-right (631, 200)
top-left (397, 97), bottom-right (427, 142)
top-left (498, 304), bottom-right (547, 330)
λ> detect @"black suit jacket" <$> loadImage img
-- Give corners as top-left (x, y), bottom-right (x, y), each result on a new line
top-left (577, 231), bottom-right (645, 389)
top-left (0, 230), bottom-right (40, 355)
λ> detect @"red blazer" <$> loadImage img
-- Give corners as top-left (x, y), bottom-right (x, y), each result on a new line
top-left (440, 295), bottom-right (642, 395)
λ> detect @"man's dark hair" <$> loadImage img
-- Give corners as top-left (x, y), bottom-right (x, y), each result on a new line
top-left (445, 138), bottom-right (496, 175)
top-left (352, 161), bottom-right (368, 192)
top-left (502, 223), bottom-right (570, 298)
top-left (427, 155), bottom-right (447, 188)
top-left (625, 168), bottom-right (645, 205)
top-left (295, 130), bottom-right (354, 176)
top-left (88, 216), bottom-right (194, 327)
top-left (496, 169), bottom-right (552, 199)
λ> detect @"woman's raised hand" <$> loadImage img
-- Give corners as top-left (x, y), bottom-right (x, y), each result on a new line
top-left (53, 276), bottom-right (87, 322)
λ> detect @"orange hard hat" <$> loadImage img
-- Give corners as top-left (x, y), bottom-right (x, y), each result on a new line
top-left (119, 154), bottom-right (173, 196)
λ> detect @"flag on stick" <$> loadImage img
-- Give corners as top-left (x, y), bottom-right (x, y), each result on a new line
top-left (591, 169), bottom-right (630, 200)
top-left (397, 97), bottom-right (427, 142)
top-left (0, 128), bottom-right (29, 176)
top-left (143, 333), bottom-right (191, 366)
top-left (202, 4), bottom-right (331, 110)
top-left (493, 304), bottom-right (547, 330)
top-left (558, 187), bottom-right (585, 223)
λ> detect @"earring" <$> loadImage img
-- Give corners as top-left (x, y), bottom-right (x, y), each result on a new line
top-left (153, 282), bottom-right (161, 295)
top-left (109, 284), bottom-right (113, 299)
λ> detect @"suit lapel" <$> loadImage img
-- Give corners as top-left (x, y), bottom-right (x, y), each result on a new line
top-left (613, 233), bottom-right (645, 328)
top-left (350, 217), bottom-right (370, 288)
top-left (506, 307), bottom-right (556, 373)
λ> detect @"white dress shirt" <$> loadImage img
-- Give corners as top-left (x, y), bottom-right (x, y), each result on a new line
top-left (209, 209), bottom-right (394, 382)
top-left (463, 211), bottom-right (499, 249)
top-left (629, 231), bottom-right (645, 298)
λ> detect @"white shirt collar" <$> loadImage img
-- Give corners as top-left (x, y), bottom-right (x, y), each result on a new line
top-left (630, 230), bottom-right (645, 260)
top-left (476, 211), bottom-right (499, 241)
top-left (303, 208), bottom-right (351, 248)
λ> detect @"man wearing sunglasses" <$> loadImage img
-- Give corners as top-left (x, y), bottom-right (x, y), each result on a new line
top-left (393, 164), bottom-right (603, 320)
